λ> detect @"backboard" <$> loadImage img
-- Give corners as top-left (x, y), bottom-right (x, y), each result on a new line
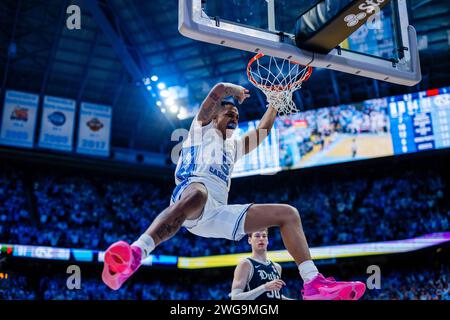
top-left (179, 0), bottom-right (421, 86)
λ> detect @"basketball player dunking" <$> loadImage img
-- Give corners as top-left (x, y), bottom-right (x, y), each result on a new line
top-left (102, 82), bottom-right (366, 300)
top-left (231, 229), bottom-right (294, 300)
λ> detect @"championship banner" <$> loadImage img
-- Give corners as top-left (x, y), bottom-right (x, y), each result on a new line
top-left (0, 90), bottom-right (39, 148)
top-left (76, 102), bottom-right (112, 156)
top-left (38, 95), bottom-right (76, 151)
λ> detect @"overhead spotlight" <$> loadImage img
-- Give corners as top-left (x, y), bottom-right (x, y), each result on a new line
top-left (160, 90), bottom-right (170, 98)
top-left (165, 97), bottom-right (175, 106)
top-left (151, 75), bottom-right (158, 82)
top-left (157, 82), bottom-right (166, 90)
top-left (177, 107), bottom-right (187, 119)
top-left (161, 108), bottom-right (166, 113)
top-left (146, 85), bottom-right (152, 91)
top-left (143, 78), bottom-right (151, 85)
top-left (156, 101), bottom-right (162, 107)
top-left (169, 105), bottom-right (179, 113)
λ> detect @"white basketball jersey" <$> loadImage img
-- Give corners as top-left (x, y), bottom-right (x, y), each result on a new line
top-left (174, 116), bottom-right (240, 204)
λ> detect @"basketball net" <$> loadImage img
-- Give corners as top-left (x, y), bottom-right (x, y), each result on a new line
top-left (247, 53), bottom-right (313, 116)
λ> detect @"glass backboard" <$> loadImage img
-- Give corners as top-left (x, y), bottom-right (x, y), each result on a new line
top-left (179, 0), bottom-right (421, 86)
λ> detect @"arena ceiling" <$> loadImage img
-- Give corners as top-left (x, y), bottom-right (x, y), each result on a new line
top-left (0, 0), bottom-right (449, 153)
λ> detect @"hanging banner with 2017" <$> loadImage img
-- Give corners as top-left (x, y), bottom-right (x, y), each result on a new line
top-left (76, 102), bottom-right (112, 157)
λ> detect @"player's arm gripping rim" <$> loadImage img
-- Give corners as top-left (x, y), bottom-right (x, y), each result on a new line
top-left (197, 82), bottom-right (250, 126)
top-left (239, 99), bottom-right (278, 156)
top-left (230, 259), bottom-right (286, 300)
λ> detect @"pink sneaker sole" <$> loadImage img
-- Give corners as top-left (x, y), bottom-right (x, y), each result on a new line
top-left (347, 282), bottom-right (366, 300)
top-left (104, 241), bottom-right (132, 273)
top-left (303, 282), bottom-right (366, 300)
top-left (102, 241), bottom-right (133, 290)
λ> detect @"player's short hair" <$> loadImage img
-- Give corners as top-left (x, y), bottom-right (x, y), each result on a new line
top-left (221, 100), bottom-right (237, 108)
top-left (248, 228), bottom-right (269, 238)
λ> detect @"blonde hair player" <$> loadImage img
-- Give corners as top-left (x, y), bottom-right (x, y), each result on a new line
top-left (101, 82), bottom-right (366, 300)
top-left (230, 229), bottom-right (294, 300)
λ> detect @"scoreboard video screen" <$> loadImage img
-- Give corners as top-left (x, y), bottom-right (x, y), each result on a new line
top-left (232, 87), bottom-right (450, 178)
top-left (389, 88), bottom-right (450, 154)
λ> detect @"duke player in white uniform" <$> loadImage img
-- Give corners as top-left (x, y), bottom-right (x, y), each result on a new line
top-left (102, 82), bottom-right (366, 300)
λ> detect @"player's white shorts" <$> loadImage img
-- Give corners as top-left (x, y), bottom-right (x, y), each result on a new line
top-left (170, 178), bottom-right (253, 241)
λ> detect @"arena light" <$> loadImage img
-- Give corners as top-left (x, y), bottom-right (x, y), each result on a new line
top-left (157, 82), bottom-right (166, 90)
top-left (156, 101), bottom-right (162, 107)
top-left (169, 105), bottom-right (179, 113)
top-left (151, 75), bottom-right (158, 82)
top-left (160, 90), bottom-right (170, 98)
top-left (161, 108), bottom-right (166, 113)
top-left (165, 97), bottom-right (175, 106)
top-left (143, 77), bottom-right (151, 85)
top-left (146, 85), bottom-right (152, 91)
top-left (177, 107), bottom-right (188, 119)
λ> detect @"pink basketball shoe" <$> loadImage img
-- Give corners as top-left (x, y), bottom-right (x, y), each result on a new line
top-left (102, 241), bottom-right (142, 290)
top-left (302, 274), bottom-right (366, 300)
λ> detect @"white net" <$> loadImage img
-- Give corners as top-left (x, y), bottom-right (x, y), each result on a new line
top-left (247, 54), bottom-right (312, 116)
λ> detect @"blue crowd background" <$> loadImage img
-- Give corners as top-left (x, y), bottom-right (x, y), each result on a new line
top-left (1, 165), bottom-right (448, 256)
top-left (0, 260), bottom-right (448, 300)
top-left (0, 156), bottom-right (449, 300)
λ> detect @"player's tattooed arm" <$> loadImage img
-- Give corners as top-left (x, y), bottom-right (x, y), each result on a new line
top-left (197, 83), bottom-right (224, 125)
top-left (223, 83), bottom-right (250, 104)
top-left (197, 83), bottom-right (250, 126)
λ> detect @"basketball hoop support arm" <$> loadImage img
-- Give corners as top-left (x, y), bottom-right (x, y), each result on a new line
top-left (266, 0), bottom-right (276, 32)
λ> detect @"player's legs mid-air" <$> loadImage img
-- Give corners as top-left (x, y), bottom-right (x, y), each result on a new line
top-left (102, 183), bottom-right (207, 290)
top-left (103, 191), bottom-right (365, 300)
